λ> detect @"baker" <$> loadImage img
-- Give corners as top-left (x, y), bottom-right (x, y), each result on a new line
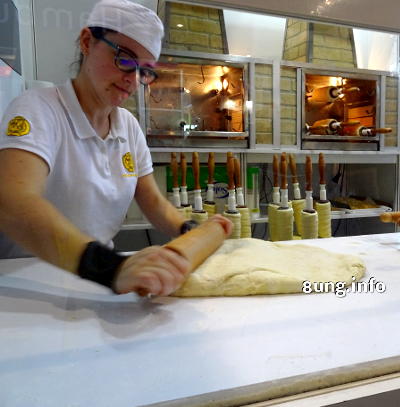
top-left (0, 0), bottom-right (232, 296)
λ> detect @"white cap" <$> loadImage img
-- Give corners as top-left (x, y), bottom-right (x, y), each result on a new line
top-left (86, 0), bottom-right (164, 60)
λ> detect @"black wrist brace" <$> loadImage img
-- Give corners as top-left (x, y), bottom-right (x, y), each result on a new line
top-left (180, 219), bottom-right (199, 235)
top-left (77, 241), bottom-right (126, 292)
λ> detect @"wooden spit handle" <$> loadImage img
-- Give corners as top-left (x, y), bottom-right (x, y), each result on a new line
top-left (309, 120), bottom-right (360, 131)
top-left (171, 153), bottom-right (179, 188)
top-left (342, 86), bottom-right (360, 94)
top-left (306, 155), bottom-right (312, 192)
top-left (273, 154), bottom-right (279, 187)
top-left (227, 153), bottom-right (235, 190)
top-left (208, 152), bottom-right (215, 184)
top-left (280, 152), bottom-right (287, 190)
top-left (288, 154), bottom-right (298, 184)
top-left (372, 128), bottom-right (392, 134)
top-left (318, 152), bottom-right (325, 185)
top-left (234, 158), bottom-right (242, 189)
top-left (380, 212), bottom-right (400, 223)
top-left (180, 153), bottom-right (187, 187)
top-left (192, 152), bottom-right (200, 190)
top-left (137, 221), bottom-right (227, 296)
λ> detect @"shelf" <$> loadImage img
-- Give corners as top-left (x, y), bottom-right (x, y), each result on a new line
top-left (121, 220), bottom-right (153, 231)
top-left (121, 211), bottom-right (386, 232)
top-left (302, 135), bottom-right (379, 142)
top-left (252, 211), bottom-right (385, 224)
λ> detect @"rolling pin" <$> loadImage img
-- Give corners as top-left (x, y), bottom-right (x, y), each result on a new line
top-left (137, 220), bottom-right (227, 296)
top-left (380, 212), bottom-right (400, 223)
top-left (165, 220), bottom-right (225, 271)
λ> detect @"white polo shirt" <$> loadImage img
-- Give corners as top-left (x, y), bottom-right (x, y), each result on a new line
top-left (0, 80), bottom-right (153, 258)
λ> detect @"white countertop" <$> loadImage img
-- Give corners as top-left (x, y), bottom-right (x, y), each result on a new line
top-left (1, 234), bottom-right (400, 407)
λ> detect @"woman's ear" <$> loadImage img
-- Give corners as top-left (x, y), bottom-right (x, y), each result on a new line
top-left (79, 27), bottom-right (92, 56)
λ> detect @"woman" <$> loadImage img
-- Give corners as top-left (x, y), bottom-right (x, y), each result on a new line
top-left (0, 0), bottom-right (232, 296)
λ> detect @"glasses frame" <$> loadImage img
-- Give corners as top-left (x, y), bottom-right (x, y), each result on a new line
top-left (95, 35), bottom-right (158, 85)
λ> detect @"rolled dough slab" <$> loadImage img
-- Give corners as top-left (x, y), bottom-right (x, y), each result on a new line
top-left (173, 238), bottom-right (365, 297)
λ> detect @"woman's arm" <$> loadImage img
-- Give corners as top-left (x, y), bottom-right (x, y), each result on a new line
top-left (0, 148), bottom-right (92, 271)
top-left (0, 149), bottom-right (189, 295)
top-left (135, 173), bottom-right (234, 239)
top-left (134, 173), bottom-right (186, 237)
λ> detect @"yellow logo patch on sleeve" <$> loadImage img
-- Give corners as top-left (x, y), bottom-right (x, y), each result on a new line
top-left (7, 116), bottom-right (31, 137)
top-left (122, 152), bottom-right (136, 175)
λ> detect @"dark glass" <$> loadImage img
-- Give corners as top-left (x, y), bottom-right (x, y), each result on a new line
top-left (98, 36), bottom-right (157, 85)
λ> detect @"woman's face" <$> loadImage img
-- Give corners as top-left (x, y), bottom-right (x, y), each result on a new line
top-left (80, 28), bottom-right (156, 107)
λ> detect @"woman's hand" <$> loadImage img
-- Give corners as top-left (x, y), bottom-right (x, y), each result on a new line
top-left (207, 214), bottom-right (234, 237)
top-left (113, 246), bottom-right (190, 296)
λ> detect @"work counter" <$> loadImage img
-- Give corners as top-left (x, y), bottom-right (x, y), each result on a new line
top-left (1, 233), bottom-right (400, 407)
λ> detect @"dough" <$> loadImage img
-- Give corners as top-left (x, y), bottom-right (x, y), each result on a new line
top-left (172, 238), bottom-right (365, 297)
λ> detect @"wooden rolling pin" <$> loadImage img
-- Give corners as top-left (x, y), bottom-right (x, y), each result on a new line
top-left (165, 220), bottom-right (225, 270)
top-left (137, 220), bottom-right (226, 296)
top-left (380, 212), bottom-right (400, 223)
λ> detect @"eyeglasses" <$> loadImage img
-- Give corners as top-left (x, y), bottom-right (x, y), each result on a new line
top-left (98, 36), bottom-right (158, 85)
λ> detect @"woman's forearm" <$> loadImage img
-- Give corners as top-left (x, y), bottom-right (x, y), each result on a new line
top-left (0, 192), bottom-right (92, 272)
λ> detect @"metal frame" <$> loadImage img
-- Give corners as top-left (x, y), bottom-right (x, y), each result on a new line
top-left (300, 67), bottom-right (383, 152)
top-left (248, 61), bottom-right (256, 150)
top-left (296, 67), bottom-right (302, 147)
top-left (218, 8), bottom-right (229, 54)
top-left (272, 60), bottom-right (281, 147)
top-left (307, 22), bottom-right (314, 62)
top-left (144, 51), bottom-right (251, 148)
top-left (145, 48), bottom-right (399, 157)
top-left (380, 75), bottom-right (386, 150)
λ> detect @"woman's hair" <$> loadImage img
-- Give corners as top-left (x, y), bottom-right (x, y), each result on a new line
top-left (70, 26), bottom-right (117, 75)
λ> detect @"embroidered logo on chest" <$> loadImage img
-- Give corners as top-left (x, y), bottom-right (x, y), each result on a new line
top-left (122, 152), bottom-right (136, 176)
top-left (7, 116), bottom-right (31, 137)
